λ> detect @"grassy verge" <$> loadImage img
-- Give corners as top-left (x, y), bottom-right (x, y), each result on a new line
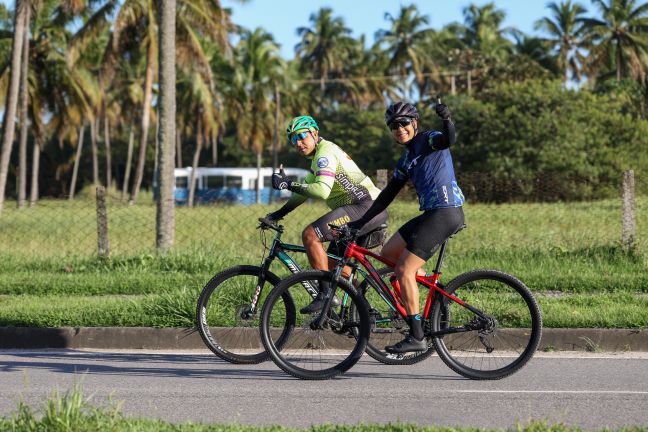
top-left (2, 387), bottom-right (646, 431)
top-left (1, 291), bottom-right (647, 328)
top-left (0, 197), bottom-right (646, 329)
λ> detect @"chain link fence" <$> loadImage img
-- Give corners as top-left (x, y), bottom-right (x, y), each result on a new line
top-left (0, 170), bottom-right (645, 263)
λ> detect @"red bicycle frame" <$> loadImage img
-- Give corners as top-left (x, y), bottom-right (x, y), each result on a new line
top-left (342, 239), bottom-right (466, 319)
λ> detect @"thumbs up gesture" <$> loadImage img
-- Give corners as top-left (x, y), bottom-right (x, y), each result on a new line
top-left (271, 164), bottom-right (292, 190)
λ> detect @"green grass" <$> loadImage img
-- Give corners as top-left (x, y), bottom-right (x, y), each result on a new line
top-left (1, 290), bottom-right (647, 328)
top-left (0, 196), bottom-right (646, 328)
top-left (2, 387), bottom-right (647, 431)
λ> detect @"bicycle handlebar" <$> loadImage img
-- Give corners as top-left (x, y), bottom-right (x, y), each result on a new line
top-left (328, 223), bottom-right (359, 242)
top-left (258, 217), bottom-right (284, 233)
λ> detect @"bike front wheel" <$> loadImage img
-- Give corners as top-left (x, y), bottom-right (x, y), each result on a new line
top-left (260, 270), bottom-right (370, 380)
top-left (196, 265), bottom-right (290, 364)
top-left (430, 269), bottom-right (542, 380)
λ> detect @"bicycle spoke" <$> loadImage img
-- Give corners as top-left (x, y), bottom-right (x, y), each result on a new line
top-left (261, 270), bottom-right (369, 380)
top-left (431, 270), bottom-right (542, 380)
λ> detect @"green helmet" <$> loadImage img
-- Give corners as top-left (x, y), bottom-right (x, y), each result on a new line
top-left (286, 115), bottom-right (319, 142)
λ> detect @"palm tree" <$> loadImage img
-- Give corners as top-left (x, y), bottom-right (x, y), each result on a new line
top-left (33, 2), bottom-right (98, 199)
top-left (462, 2), bottom-right (515, 60)
top-left (156, 0), bottom-right (175, 251)
top-left (70, 0), bottom-right (233, 204)
top-left (0, 0), bottom-right (29, 215)
top-left (535, 0), bottom-right (589, 86)
top-left (230, 28), bottom-right (284, 203)
top-left (580, 0), bottom-right (648, 82)
top-left (176, 69), bottom-right (219, 207)
top-left (375, 4), bottom-right (435, 98)
top-left (16, 1), bottom-right (30, 208)
top-left (295, 7), bottom-right (355, 101)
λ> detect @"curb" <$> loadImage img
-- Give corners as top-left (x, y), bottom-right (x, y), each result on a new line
top-left (1, 327), bottom-right (647, 351)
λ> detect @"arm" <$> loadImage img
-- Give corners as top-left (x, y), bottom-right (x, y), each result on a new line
top-left (267, 193), bottom-right (307, 220)
top-left (290, 172), bottom-right (334, 200)
top-left (348, 176), bottom-right (407, 229)
top-left (429, 119), bottom-right (456, 150)
top-left (290, 152), bottom-right (338, 199)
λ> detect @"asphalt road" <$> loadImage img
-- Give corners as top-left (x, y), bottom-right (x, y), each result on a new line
top-left (1, 349), bottom-right (647, 429)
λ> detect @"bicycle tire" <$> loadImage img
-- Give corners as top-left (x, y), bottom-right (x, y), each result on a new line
top-left (260, 270), bottom-right (370, 380)
top-left (430, 269), bottom-right (542, 380)
top-left (196, 265), bottom-right (292, 364)
top-left (353, 268), bottom-right (435, 365)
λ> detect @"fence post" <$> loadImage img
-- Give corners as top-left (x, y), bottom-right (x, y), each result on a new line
top-left (96, 186), bottom-right (110, 258)
top-left (622, 169), bottom-right (636, 252)
top-left (376, 169), bottom-right (388, 190)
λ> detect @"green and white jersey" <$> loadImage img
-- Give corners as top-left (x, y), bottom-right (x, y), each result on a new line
top-left (288, 139), bottom-right (381, 209)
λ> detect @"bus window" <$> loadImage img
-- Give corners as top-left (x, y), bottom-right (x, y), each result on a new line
top-left (176, 176), bottom-right (188, 188)
top-left (225, 176), bottom-right (242, 189)
top-left (204, 175), bottom-right (225, 188)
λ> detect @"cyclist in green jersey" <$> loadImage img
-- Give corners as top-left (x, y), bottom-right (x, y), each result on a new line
top-left (265, 115), bottom-right (388, 313)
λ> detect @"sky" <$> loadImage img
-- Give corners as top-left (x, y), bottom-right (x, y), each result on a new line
top-left (224, 0), bottom-right (554, 58)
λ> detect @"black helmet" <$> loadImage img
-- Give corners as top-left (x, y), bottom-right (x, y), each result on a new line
top-left (385, 101), bottom-right (419, 125)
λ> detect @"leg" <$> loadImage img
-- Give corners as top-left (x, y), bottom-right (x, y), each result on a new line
top-left (302, 225), bottom-right (328, 271)
top-left (381, 232), bottom-right (427, 277)
top-left (385, 208), bottom-right (465, 354)
top-left (394, 250), bottom-right (427, 315)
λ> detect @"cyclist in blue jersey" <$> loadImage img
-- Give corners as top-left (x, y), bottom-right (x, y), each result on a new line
top-left (346, 100), bottom-right (465, 353)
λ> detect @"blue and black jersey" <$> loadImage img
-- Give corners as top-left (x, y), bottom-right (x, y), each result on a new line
top-left (394, 130), bottom-right (464, 210)
top-left (351, 120), bottom-right (464, 228)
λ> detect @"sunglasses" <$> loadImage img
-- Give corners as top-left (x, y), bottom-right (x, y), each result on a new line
top-left (290, 131), bottom-right (310, 145)
top-left (389, 119), bottom-right (412, 130)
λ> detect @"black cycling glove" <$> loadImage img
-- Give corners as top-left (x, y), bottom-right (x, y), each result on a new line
top-left (271, 167), bottom-right (293, 191)
top-left (435, 103), bottom-right (451, 120)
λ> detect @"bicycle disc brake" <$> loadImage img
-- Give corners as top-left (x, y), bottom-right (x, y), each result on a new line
top-left (237, 305), bottom-right (256, 321)
top-left (477, 316), bottom-right (497, 353)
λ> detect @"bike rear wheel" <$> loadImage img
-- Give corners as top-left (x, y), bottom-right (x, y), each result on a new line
top-left (353, 268), bottom-right (435, 365)
top-left (196, 265), bottom-right (291, 364)
top-left (430, 269), bottom-right (542, 380)
top-left (260, 270), bottom-right (370, 380)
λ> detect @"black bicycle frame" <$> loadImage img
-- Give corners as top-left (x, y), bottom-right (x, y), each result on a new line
top-left (249, 227), bottom-right (358, 314)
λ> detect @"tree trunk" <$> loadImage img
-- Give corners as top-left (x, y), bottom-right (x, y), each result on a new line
top-left (69, 124), bottom-right (86, 200)
top-left (176, 129), bottom-right (182, 168)
top-left (16, 4), bottom-right (30, 209)
top-left (0, 0), bottom-right (29, 215)
top-left (130, 43), bottom-right (156, 204)
top-left (121, 125), bottom-right (135, 202)
top-left (156, 0), bottom-right (176, 250)
top-left (90, 117), bottom-right (99, 184)
top-left (616, 43), bottom-right (622, 82)
top-left (211, 131), bottom-right (217, 166)
top-left (104, 115), bottom-right (112, 190)
top-left (152, 113), bottom-right (159, 202)
top-left (188, 118), bottom-right (203, 207)
top-left (269, 82), bottom-right (280, 204)
top-left (256, 150), bottom-right (262, 204)
top-left (29, 135), bottom-right (40, 207)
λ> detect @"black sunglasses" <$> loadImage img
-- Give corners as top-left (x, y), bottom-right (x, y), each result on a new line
top-left (389, 119), bottom-right (412, 130)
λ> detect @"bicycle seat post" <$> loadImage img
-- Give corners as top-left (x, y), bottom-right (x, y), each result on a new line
top-left (431, 240), bottom-right (448, 275)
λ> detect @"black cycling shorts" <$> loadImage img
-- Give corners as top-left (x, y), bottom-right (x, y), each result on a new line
top-left (398, 206), bottom-right (465, 261)
top-left (309, 200), bottom-right (388, 255)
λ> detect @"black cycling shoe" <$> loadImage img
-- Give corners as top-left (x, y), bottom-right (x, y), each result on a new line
top-left (300, 291), bottom-right (340, 314)
top-left (385, 335), bottom-right (428, 354)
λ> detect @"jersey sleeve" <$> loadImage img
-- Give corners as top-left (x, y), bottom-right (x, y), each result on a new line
top-left (426, 119), bottom-right (456, 150)
top-left (393, 153), bottom-right (409, 181)
top-left (291, 151), bottom-right (338, 200)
